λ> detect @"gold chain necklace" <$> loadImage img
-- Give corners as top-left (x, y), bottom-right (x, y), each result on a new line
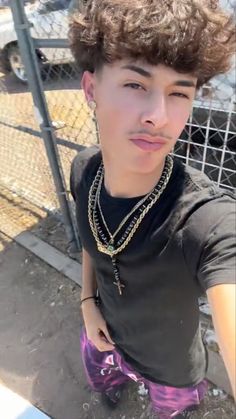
top-left (97, 169), bottom-right (161, 245)
top-left (89, 155), bottom-right (173, 256)
top-left (88, 155), bottom-right (174, 295)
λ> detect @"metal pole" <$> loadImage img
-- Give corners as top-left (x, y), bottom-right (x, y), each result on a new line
top-left (10, 0), bottom-right (81, 252)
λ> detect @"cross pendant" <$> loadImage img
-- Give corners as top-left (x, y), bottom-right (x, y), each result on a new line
top-left (113, 280), bottom-right (125, 296)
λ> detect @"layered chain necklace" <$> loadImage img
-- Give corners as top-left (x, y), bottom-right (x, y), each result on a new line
top-left (88, 155), bottom-right (173, 295)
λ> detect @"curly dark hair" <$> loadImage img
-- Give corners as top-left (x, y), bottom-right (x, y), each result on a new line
top-left (68, 0), bottom-right (235, 87)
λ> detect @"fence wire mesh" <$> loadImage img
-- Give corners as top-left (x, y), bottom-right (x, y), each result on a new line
top-left (0, 74), bottom-right (59, 211)
top-left (0, 0), bottom-right (98, 215)
top-left (0, 0), bottom-right (235, 247)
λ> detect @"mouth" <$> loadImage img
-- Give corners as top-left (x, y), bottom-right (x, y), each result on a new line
top-left (129, 136), bottom-right (167, 152)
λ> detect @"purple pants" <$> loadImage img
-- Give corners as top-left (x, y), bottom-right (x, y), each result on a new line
top-left (80, 327), bottom-right (208, 418)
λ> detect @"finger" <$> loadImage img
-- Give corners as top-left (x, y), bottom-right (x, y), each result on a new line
top-left (97, 341), bottom-right (115, 352)
top-left (96, 334), bottom-right (115, 351)
top-left (88, 332), bottom-right (114, 352)
top-left (100, 336), bottom-right (115, 350)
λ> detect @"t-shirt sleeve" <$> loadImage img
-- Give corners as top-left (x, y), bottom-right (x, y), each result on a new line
top-left (183, 195), bottom-right (236, 291)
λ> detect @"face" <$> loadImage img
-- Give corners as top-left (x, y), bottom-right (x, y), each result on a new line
top-left (82, 60), bottom-right (197, 175)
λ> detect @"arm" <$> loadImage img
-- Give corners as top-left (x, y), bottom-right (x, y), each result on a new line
top-left (81, 247), bottom-right (97, 300)
top-left (207, 283), bottom-right (236, 399)
top-left (81, 248), bottom-right (115, 351)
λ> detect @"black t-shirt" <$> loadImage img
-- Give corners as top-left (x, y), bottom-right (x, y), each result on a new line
top-left (70, 151), bottom-right (236, 387)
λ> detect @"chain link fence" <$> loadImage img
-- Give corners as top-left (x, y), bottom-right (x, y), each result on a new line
top-left (0, 0), bottom-right (235, 252)
top-left (176, 71), bottom-right (236, 189)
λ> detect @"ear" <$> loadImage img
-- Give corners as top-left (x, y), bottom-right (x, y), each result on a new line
top-left (81, 71), bottom-right (96, 103)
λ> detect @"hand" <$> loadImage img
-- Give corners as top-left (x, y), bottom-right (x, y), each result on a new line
top-left (82, 300), bottom-right (116, 352)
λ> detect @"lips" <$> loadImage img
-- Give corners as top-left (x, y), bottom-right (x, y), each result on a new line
top-left (130, 137), bottom-right (166, 152)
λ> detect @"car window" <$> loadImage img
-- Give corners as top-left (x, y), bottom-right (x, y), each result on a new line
top-left (37, 0), bottom-right (71, 14)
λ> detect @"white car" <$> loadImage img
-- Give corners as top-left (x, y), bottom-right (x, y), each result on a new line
top-left (0, 0), bottom-right (73, 83)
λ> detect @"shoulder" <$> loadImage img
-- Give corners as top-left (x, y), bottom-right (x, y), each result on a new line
top-left (170, 160), bottom-right (235, 243)
top-left (173, 159), bottom-right (235, 222)
top-left (181, 170), bottom-right (235, 240)
top-left (181, 172), bottom-right (235, 272)
top-left (182, 161), bottom-right (224, 196)
top-left (183, 192), bottom-right (235, 242)
top-left (182, 162), bottom-right (235, 228)
top-left (70, 145), bottom-right (101, 201)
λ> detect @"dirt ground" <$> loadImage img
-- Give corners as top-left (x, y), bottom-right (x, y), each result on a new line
top-left (0, 215), bottom-right (235, 419)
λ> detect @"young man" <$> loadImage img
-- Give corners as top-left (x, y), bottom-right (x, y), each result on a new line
top-left (68, 1), bottom-right (236, 417)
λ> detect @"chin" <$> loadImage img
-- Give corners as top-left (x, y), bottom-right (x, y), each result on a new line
top-left (129, 154), bottom-right (165, 174)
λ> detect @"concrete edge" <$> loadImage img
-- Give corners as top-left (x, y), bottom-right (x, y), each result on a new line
top-left (14, 231), bottom-right (82, 287)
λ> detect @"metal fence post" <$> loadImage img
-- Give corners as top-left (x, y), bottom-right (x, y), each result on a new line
top-left (10, 0), bottom-right (81, 252)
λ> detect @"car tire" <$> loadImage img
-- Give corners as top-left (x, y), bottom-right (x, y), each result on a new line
top-left (7, 44), bottom-right (45, 84)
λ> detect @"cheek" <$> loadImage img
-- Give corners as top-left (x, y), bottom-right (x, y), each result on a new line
top-left (96, 92), bottom-right (135, 137)
top-left (97, 103), bottom-right (126, 135)
top-left (169, 104), bottom-right (191, 136)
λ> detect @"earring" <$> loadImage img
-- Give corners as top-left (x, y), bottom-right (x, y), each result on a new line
top-left (88, 100), bottom-right (97, 111)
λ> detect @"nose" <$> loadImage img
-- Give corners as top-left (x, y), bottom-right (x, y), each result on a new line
top-left (140, 93), bottom-right (168, 129)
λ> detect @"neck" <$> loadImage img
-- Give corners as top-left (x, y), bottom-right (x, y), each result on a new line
top-left (103, 159), bottom-right (166, 198)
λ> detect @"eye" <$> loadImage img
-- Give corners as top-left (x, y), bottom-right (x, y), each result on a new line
top-left (124, 83), bottom-right (145, 90)
top-left (171, 92), bottom-right (189, 99)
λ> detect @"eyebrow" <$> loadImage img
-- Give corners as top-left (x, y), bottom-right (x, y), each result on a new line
top-left (121, 64), bottom-right (196, 88)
